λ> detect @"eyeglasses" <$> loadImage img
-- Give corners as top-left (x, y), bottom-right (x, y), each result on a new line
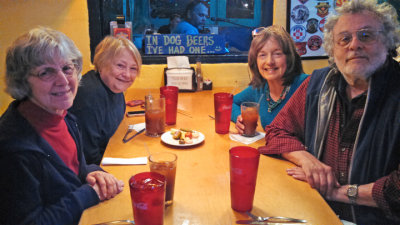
top-left (252, 25), bottom-right (286, 38)
top-left (335, 29), bottom-right (383, 47)
top-left (252, 27), bottom-right (266, 37)
top-left (31, 64), bottom-right (77, 81)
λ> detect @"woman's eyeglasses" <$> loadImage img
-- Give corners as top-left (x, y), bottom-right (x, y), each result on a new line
top-left (252, 25), bottom-right (286, 38)
top-left (31, 64), bottom-right (77, 82)
top-left (335, 29), bottom-right (383, 47)
top-left (252, 27), bottom-right (267, 37)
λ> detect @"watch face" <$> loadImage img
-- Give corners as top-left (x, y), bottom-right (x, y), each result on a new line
top-left (348, 186), bottom-right (357, 197)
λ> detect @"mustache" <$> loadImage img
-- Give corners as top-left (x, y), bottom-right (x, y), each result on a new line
top-left (346, 54), bottom-right (368, 61)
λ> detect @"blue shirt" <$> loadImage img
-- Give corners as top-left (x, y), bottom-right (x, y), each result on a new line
top-left (172, 21), bottom-right (199, 34)
top-left (231, 73), bottom-right (308, 130)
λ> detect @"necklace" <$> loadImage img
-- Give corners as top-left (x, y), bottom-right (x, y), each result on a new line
top-left (266, 85), bottom-right (291, 112)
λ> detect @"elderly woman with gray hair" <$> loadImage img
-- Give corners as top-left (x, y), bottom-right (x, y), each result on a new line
top-left (0, 27), bottom-right (123, 225)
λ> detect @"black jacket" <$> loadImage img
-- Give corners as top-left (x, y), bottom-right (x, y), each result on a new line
top-left (0, 101), bottom-right (101, 225)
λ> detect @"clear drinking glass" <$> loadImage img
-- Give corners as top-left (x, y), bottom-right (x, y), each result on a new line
top-left (145, 95), bottom-right (165, 137)
top-left (241, 102), bottom-right (259, 137)
top-left (149, 152), bottom-right (177, 206)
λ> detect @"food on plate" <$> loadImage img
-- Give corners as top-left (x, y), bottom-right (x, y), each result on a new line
top-left (170, 129), bottom-right (181, 140)
top-left (170, 128), bottom-right (199, 145)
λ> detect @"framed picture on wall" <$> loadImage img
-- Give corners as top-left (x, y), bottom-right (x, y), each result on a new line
top-left (287, 0), bottom-right (350, 59)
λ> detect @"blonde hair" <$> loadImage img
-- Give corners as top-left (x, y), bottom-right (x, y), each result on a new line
top-left (93, 36), bottom-right (142, 74)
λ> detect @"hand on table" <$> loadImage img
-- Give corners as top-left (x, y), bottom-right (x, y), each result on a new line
top-left (235, 115), bottom-right (245, 135)
top-left (283, 151), bottom-right (340, 198)
top-left (87, 171), bottom-right (124, 201)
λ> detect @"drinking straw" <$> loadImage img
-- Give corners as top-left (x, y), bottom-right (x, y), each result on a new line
top-left (257, 93), bottom-right (264, 105)
top-left (143, 142), bottom-right (151, 156)
top-left (231, 80), bottom-right (239, 95)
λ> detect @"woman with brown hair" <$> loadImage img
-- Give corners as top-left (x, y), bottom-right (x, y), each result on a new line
top-left (232, 25), bottom-right (308, 134)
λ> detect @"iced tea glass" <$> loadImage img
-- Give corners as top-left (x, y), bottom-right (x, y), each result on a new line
top-left (129, 172), bottom-right (166, 225)
top-left (214, 92), bottom-right (233, 134)
top-left (145, 96), bottom-right (165, 137)
top-left (229, 146), bottom-right (260, 212)
top-left (160, 86), bottom-right (179, 125)
top-left (149, 152), bottom-right (177, 206)
top-left (241, 102), bottom-right (259, 137)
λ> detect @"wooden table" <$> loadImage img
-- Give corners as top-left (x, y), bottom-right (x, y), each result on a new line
top-left (79, 88), bottom-right (341, 225)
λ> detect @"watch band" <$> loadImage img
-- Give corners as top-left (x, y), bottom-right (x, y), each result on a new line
top-left (347, 184), bottom-right (359, 205)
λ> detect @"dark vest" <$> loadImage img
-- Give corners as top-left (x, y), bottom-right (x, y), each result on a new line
top-left (304, 59), bottom-right (400, 224)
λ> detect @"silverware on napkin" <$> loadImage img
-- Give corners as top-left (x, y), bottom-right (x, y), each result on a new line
top-left (123, 126), bottom-right (145, 143)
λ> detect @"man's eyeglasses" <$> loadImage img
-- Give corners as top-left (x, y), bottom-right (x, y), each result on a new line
top-left (335, 29), bottom-right (383, 47)
top-left (31, 64), bottom-right (77, 82)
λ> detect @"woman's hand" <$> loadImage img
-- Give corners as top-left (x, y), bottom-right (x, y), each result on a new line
top-left (87, 171), bottom-right (124, 201)
top-left (235, 115), bottom-right (245, 134)
top-left (283, 151), bottom-right (340, 197)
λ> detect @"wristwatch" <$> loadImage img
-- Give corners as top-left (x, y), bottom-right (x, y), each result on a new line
top-left (347, 184), bottom-right (359, 205)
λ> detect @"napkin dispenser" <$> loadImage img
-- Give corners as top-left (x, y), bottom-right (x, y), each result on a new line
top-left (164, 56), bottom-right (196, 92)
top-left (164, 68), bottom-right (196, 92)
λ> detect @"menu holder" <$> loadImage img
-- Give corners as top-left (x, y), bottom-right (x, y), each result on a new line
top-left (164, 67), bottom-right (196, 92)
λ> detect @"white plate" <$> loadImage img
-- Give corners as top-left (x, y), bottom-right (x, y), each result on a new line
top-left (161, 130), bottom-right (205, 147)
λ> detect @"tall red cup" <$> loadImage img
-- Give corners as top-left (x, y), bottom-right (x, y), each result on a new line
top-left (129, 172), bottom-right (166, 225)
top-left (214, 92), bottom-right (233, 134)
top-left (160, 86), bottom-right (179, 125)
top-left (229, 146), bottom-right (260, 212)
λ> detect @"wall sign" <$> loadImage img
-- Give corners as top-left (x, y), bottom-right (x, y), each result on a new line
top-left (287, 0), bottom-right (350, 59)
top-left (144, 34), bottom-right (227, 55)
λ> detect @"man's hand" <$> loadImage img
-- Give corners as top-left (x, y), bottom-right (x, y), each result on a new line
top-left (87, 171), bottom-right (124, 201)
top-left (283, 151), bottom-right (340, 197)
top-left (235, 115), bottom-right (245, 134)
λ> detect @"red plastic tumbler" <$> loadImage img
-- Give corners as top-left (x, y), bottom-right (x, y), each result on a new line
top-left (129, 172), bottom-right (166, 225)
top-left (160, 86), bottom-right (179, 125)
top-left (214, 92), bottom-right (233, 134)
top-left (229, 146), bottom-right (260, 212)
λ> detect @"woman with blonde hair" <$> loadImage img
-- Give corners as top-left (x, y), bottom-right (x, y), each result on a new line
top-left (69, 36), bottom-right (142, 165)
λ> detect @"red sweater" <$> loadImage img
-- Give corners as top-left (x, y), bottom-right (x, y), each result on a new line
top-left (18, 100), bottom-right (79, 174)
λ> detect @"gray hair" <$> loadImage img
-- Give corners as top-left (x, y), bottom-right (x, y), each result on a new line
top-left (323, 0), bottom-right (400, 64)
top-left (5, 27), bottom-right (83, 100)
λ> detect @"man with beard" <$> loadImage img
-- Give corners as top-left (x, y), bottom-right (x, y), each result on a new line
top-left (173, 0), bottom-right (208, 34)
top-left (259, 0), bottom-right (400, 224)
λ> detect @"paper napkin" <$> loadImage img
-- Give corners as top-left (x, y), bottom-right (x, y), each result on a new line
top-left (229, 132), bottom-right (266, 145)
top-left (101, 157), bottom-right (148, 165)
top-left (131, 122), bottom-right (145, 132)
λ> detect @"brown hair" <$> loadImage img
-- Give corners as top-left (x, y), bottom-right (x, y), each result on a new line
top-left (248, 25), bottom-right (303, 88)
